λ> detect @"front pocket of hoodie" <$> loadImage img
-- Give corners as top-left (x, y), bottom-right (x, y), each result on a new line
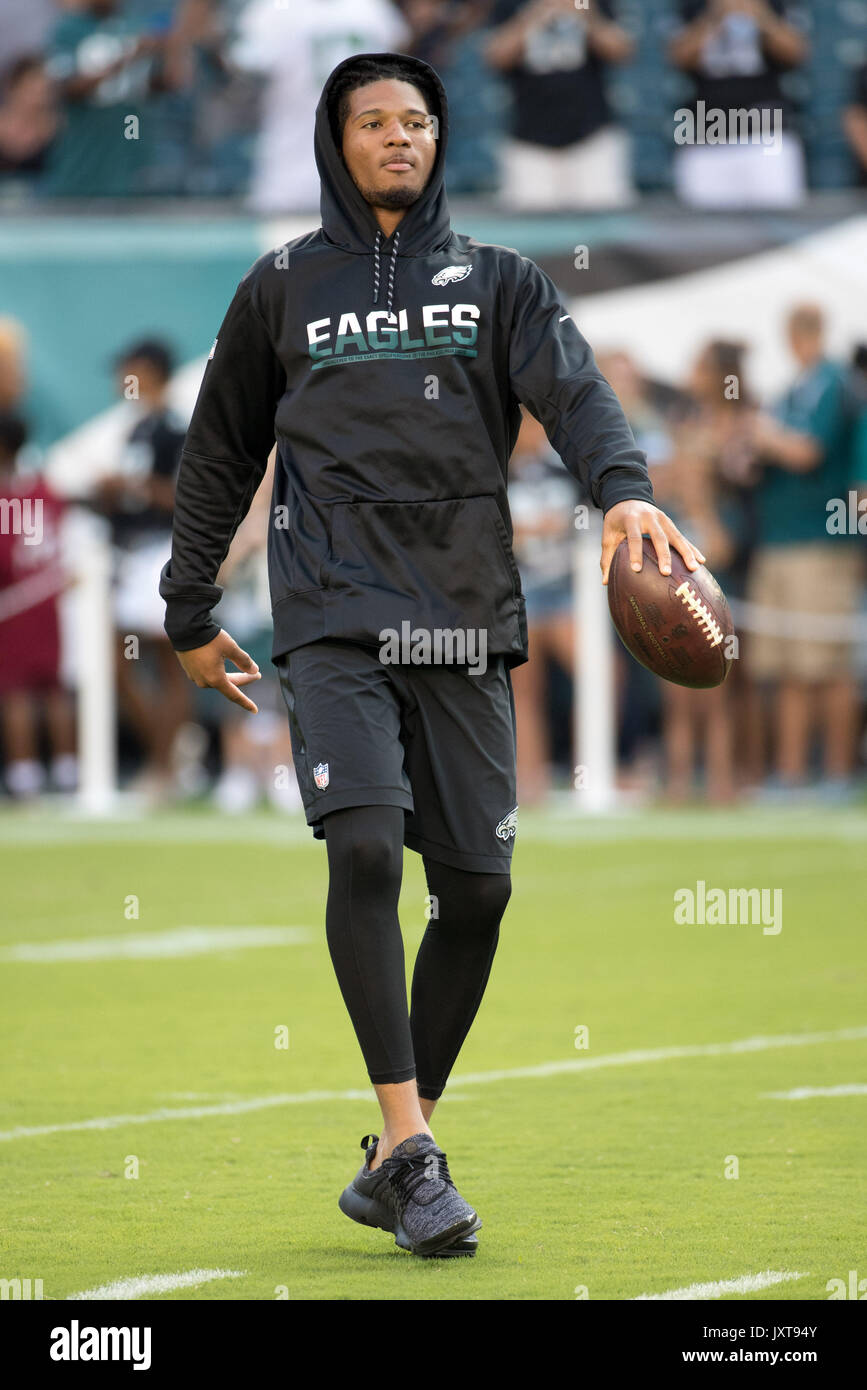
top-left (484, 496), bottom-right (523, 597)
top-left (329, 495), bottom-right (520, 626)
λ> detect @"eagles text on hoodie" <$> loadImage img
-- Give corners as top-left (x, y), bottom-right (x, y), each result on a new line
top-left (159, 52), bottom-right (654, 668)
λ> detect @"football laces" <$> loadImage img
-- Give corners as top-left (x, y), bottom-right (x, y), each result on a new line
top-left (674, 580), bottom-right (723, 647)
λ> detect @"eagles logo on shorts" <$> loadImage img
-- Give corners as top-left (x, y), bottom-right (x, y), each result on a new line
top-left (495, 806), bottom-right (518, 841)
top-left (313, 761), bottom-right (330, 790)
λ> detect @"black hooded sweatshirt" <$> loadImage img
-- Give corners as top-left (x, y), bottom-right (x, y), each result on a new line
top-left (159, 53), bottom-right (654, 669)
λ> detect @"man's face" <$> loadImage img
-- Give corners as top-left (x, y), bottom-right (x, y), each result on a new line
top-left (341, 79), bottom-right (437, 213)
top-left (787, 320), bottom-right (823, 367)
top-left (0, 343), bottom-right (25, 410)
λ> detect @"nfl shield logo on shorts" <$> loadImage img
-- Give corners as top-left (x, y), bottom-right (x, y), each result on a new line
top-left (313, 761), bottom-right (329, 790)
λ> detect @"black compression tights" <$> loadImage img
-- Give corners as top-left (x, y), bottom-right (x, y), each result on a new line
top-left (322, 804), bottom-right (511, 1100)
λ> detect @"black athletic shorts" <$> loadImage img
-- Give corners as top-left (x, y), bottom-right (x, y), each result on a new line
top-left (275, 638), bottom-right (518, 874)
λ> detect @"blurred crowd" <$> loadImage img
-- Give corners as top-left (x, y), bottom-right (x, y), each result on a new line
top-left (1, 299), bottom-right (866, 809)
top-left (1, 0), bottom-right (866, 812)
top-left (511, 307), bottom-right (867, 807)
top-left (2, 0), bottom-right (867, 207)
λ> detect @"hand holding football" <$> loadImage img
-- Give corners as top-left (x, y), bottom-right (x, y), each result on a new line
top-left (607, 537), bottom-right (734, 688)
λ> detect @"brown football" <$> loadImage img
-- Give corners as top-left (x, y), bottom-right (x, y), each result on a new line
top-left (607, 537), bottom-right (734, 688)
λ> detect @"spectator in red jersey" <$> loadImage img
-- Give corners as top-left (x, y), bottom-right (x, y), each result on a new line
top-left (0, 414), bottom-right (76, 798)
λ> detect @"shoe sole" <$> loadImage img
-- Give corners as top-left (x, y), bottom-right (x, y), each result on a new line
top-left (338, 1183), bottom-right (479, 1257)
top-left (408, 1212), bottom-right (482, 1257)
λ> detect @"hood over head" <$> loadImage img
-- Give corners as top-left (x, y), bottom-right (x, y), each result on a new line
top-left (314, 51), bottom-right (451, 261)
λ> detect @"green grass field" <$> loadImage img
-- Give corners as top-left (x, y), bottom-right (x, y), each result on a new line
top-left (1, 805), bottom-right (865, 1301)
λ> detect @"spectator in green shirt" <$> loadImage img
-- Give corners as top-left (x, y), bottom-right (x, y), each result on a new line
top-left (42, 0), bottom-right (174, 197)
top-left (746, 304), bottom-right (863, 797)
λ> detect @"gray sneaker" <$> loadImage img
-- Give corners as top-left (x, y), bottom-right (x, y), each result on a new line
top-left (381, 1133), bottom-right (481, 1256)
top-left (339, 1134), bottom-right (478, 1257)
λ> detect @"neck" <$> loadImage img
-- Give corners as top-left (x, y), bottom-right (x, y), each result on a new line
top-left (372, 206), bottom-right (406, 239)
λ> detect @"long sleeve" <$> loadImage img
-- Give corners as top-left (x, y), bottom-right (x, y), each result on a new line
top-left (508, 258), bottom-right (654, 514)
top-left (159, 276), bottom-right (286, 651)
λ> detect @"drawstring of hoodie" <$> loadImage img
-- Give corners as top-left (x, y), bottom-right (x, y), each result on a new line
top-left (371, 229), bottom-right (400, 314)
top-left (372, 229), bottom-right (381, 305)
top-left (386, 231), bottom-right (399, 313)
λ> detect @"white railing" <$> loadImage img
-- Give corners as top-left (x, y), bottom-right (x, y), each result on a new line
top-left (73, 530), bottom-right (116, 814)
top-left (574, 512), bottom-right (617, 812)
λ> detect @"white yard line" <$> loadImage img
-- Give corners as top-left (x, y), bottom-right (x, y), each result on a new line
top-left (2, 1025), bottom-right (865, 1143)
top-left (67, 1268), bottom-right (246, 1301)
top-left (449, 1026), bottom-right (867, 1087)
top-left (0, 1090), bottom-right (376, 1141)
top-left (0, 926), bottom-right (312, 962)
top-left (634, 1270), bottom-right (809, 1301)
top-left (764, 1083), bottom-right (867, 1099)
